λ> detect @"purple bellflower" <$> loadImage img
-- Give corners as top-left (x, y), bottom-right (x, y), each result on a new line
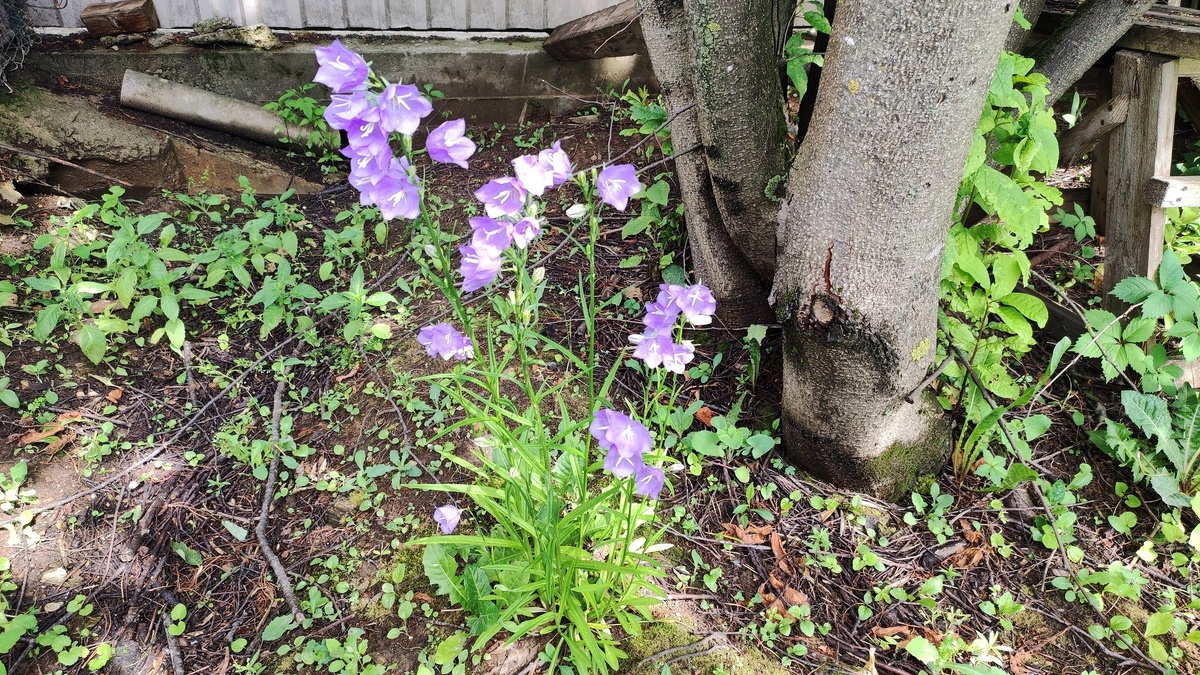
top-left (417, 323), bottom-right (474, 361)
top-left (512, 154), bottom-right (554, 197)
top-left (378, 83), bottom-right (433, 136)
top-left (474, 177), bottom-right (528, 219)
top-left (314, 39), bottom-right (369, 94)
top-left (511, 216), bottom-right (541, 249)
top-left (433, 504), bottom-right (462, 534)
top-left (590, 409), bottom-right (652, 479)
top-left (634, 464), bottom-right (666, 500)
top-left (427, 119), bottom-right (476, 168)
top-left (469, 216), bottom-right (513, 252)
top-left (597, 164), bottom-right (642, 211)
top-left (324, 91), bottom-right (376, 131)
top-left (372, 160), bottom-right (421, 221)
top-left (459, 244), bottom-right (503, 292)
top-left (676, 285), bottom-right (716, 326)
top-left (538, 141), bottom-right (573, 186)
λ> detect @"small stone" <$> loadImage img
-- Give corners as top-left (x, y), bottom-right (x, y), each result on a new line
top-left (192, 16), bottom-right (234, 34)
top-left (100, 33), bottom-right (146, 46)
top-left (147, 32), bottom-right (175, 48)
top-left (40, 567), bottom-right (68, 586)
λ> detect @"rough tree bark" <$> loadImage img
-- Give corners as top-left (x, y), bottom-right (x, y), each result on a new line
top-left (1028, 0), bottom-right (1155, 103)
top-left (771, 0), bottom-right (1016, 499)
top-left (639, 2), bottom-right (774, 325)
top-left (637, 0), bottom-right (793, 326)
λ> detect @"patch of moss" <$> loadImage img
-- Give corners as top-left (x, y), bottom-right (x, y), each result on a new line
top-left (858, 405), bottom-right (950, 503)
top-left (622, 617), bottom-right (791, 675)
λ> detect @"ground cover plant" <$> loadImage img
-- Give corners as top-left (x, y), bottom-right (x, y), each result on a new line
top-left (4, 22), bottom-right (1200, 675)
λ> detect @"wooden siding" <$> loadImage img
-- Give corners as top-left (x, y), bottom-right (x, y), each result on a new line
top-left (27, 0), bottom-right (624, 30)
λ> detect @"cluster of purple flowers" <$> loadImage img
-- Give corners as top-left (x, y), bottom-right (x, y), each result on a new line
top-left (314, 40), bottom-right (477, 221)
top-left (416, 323), bottom-right (474, 361)
top-left (458, 143), bottom-right (572, 292)
top-left (629, 284), bottom-right (716, 374)
top-left (589, 409), bottom-right (665, 500)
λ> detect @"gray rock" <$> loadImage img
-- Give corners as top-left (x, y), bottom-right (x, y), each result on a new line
top-left (147, 32), bottom-right (175, 49)
top-left (187, 24), bottom-right (280, 50)
top-left (100, 33), bottom-right (147, 46)
top-left (192, 16), bottom-right (234, 34)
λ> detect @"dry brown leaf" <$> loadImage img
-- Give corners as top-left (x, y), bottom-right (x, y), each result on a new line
top-left (18, 411), bottom-right (81, 446)
top-left (870, 625), bottom-right (912, 639)
top-left (1009, 648), bottom-right (1033, 675)
top-left (106, 388), bottom-right (123, 403)
top-left (720, 522), bottom-right (771, 545)
top-left (695, 406), bottom-right (714, 426)
top-left (0, 180), bottom-right (21, 205)
top-left (334, 364), bottom-right (360, 382)
top-left (770, 531), bottom-right (792, 575)
top-left (781, 587), bottom-right (808, 607)
top-left (765, 598), bottom-right (787, 616)
top-left (767, 570), bottom-right (786, 590)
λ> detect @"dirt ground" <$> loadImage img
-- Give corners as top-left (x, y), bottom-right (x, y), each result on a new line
top-left (1, 64), bottom-right (1199, 675)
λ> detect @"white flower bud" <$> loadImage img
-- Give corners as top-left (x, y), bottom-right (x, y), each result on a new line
top-left (565, 204), bottom-right (588, 220)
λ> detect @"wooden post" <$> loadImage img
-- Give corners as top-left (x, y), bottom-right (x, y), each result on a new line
top-left (1102, 50), bottom-right (1177, 313)
top-left (1090, 70), bottom-right (1112, 237)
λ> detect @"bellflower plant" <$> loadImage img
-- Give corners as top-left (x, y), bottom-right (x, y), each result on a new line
top-left (311, 42), bottom-right (713, 675)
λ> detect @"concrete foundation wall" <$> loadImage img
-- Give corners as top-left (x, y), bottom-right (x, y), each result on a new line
top-left (25, 35), bottom-right (655, 122)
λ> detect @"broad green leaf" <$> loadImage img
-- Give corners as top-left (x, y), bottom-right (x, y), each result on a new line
top-left (433, 632), bottom-right (468, 666)
top-left (641, 180), bottom-right (670, 206)
top-left (905, 636), bottom-right (938, 664)
top-left (75, 281), bottom-right (111, 296)
top-left (423, 544), bottom-right (464, 603)
top-left (1112, 276), bottom-right (1158, 304)
top-left (77, 324), bottom-right (107, 365)
top-left (171, 541), bottom-right (202, 566)
top-left (261, 613), bottom-right (297, 641)
top-left (33, 305), bottom-right (62, 343)
top-left (991, 254), bottom-right (1021, 298)
top-left (1123, 316), bottom-right (1156, 344)
top-left (1143, 291), bottom-right (1173, 319)
top-left (1146, 611), bottom-right (1174, 637)
top-left (993, 305), bottom-right (1032, 342)
top-left (956, 252), bottom-right (991, 290)
top-left (1159, 249), bottom-right (1186, 292)
top-left (999, 292), bottom-right (1047, 328)
top-left (1024, 414), bottom-right (1052, 439)
top-left (1150, 474), bottom-right (1192, 507)
top-left (164, 318), bottom-right (186, 348)
top-left (689, 431), bottom-right (724, 457)
top-left (1122, 391), bottom-right (1173, 443)
top-left (0, 390), bottom-right (18, 408)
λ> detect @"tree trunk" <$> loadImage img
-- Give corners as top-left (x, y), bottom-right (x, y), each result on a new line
top-left (637, 0), bottom-right (791, 326)
top-left (1028, 0), bottom-right (1154, 103)
top-left (772, 0), bottom-right (1015, 499)
top-left (1004, 0), bottom-right (1045, 54)
top-left (639, 1), bottom-right (774, 325)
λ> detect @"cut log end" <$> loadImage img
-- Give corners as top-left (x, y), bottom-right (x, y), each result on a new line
top-left (81, 0), bottom-right (159, 37)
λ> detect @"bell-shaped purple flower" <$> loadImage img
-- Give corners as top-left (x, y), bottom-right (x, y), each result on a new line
top-left (324, 91), bottom-right (376, 131)
top-left (538, 141), bottom-right (573, 186)
top-left (378, 83), bottom-right (433, 136)
top-left (459, 243), bottom-right (503, 292)
top-left (417, 323), bottom-right (475, 361)
top-left (676, 284), bottom-right (716, 326)
top-left (634, 464), bottom-right (666, 500)
top-left (590, 409), bottom-right (652, 479)
top-left (469, 216), bottom-right (512, 252)
top-left (660, 339), bottom-right (695, 374)
top-left (314, 39), bottom-right (369, 94)
top-left (345, 117), bottom-right (391, 158)
top-left (474, 177), bottom-right (527, 219)
top-left (433, 504), bottom-right (462, 534)
top-left (427, 119), bottom-right (476, 169)
top-left (597, 164), bottom-right (642, 211)
top-left (343, 145), bottom-right (390, 187)
top-left (512, 154), bottom-right (554, 197)
top-left (511, 216), bottom-right (541, 249)
top-left (629, 329), bottom-right (675, 370)
top-left (642, 300), bottom-right (679, 330)
top-left (372, 166), bottom-right (421, 221)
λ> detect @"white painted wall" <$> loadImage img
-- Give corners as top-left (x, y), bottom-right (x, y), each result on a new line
top-left (27, 0), bottom-right (624, 29)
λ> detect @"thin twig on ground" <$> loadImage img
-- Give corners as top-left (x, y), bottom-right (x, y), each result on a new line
top-left (0, 140), bottom-right (133, 187)
top-left (256, 375), bottom-right (305, 625)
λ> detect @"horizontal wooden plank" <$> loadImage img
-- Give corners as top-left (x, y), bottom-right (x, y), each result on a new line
top-left (1146, 176), bottom-right (1200, 207)
top-left (1181, 57), bottom-right (1200, 77)
top-left (543, 0), bottom-right (643, 61)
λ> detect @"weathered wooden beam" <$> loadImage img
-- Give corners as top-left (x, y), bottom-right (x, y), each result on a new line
top-left (1102, 50), bottom-right (1178, 313)
top-left (1145, 176), bottom-right (1200, 207)
top-left (543, 0), bottom-right (644, 62)
top-left (80, 0), bottom-right (159, 37)
top-left (1058, 93), bottom-right (1128, 167)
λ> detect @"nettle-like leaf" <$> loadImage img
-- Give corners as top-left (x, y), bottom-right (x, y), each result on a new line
top-left (1112, 276), bottom-right (1158, 304)
top-left (423, 543), bottom-right (464, 604)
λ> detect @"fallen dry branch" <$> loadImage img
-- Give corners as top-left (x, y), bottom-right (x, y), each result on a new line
top-left (256, 376), bottom-right (305, 625)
